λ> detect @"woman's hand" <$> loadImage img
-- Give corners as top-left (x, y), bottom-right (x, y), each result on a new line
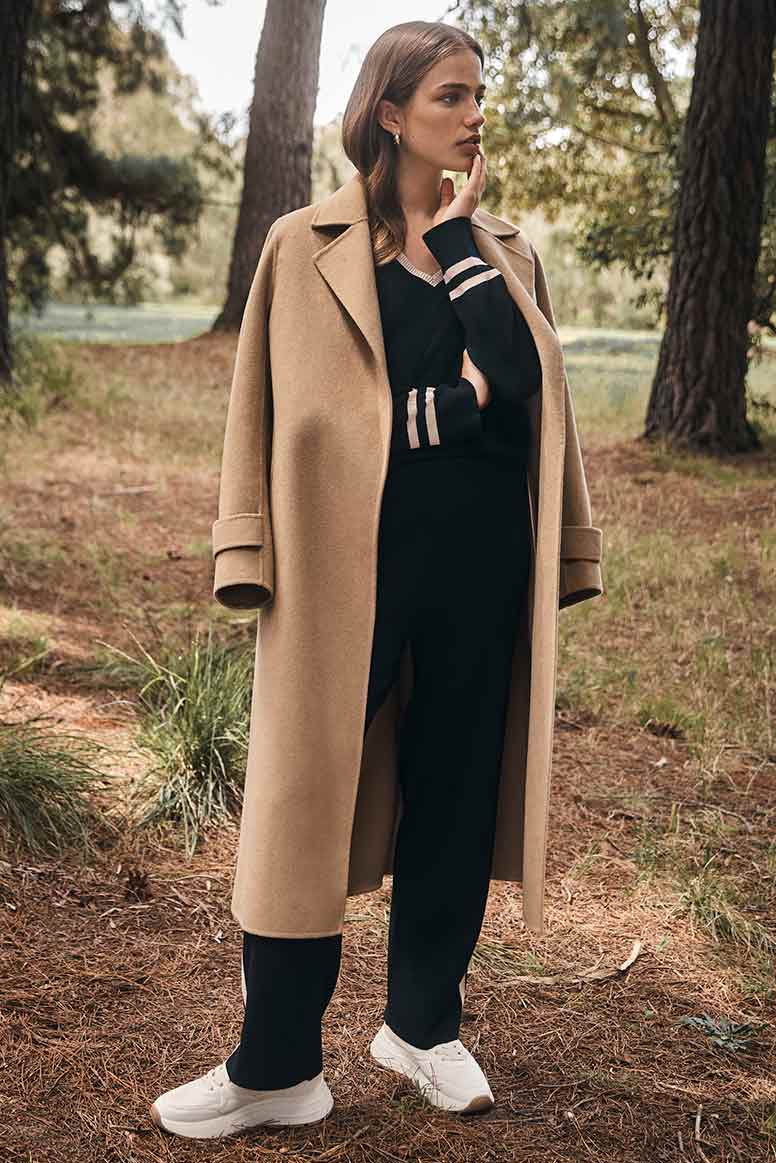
top-left (462, 347), bottom-right (491, 410)
top-left (430, 148), bottom-right (487, 229)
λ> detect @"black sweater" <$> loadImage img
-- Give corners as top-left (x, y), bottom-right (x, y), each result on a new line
top-left (375, 215), bottom-right (542, 466)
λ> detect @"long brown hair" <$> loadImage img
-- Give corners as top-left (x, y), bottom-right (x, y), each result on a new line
top-left (341, 21), bottom-right (484, 267)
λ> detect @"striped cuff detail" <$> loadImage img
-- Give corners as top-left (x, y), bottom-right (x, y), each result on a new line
top-left (391, 380), bottom-right (482, 453)
top-left (406, 387), bottom-right (424, 448)
top-left (406, 386), bottom-right (443, 448)
top-left (444, 254), bottom-right (487, 282)
top-left (422, 215), bottom-right (504, 302)
top-left (449, 266), bottom-right (503, 300)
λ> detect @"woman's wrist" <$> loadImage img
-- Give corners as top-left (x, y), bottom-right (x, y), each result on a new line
top-left (461, 372), bottom-right (489, 410)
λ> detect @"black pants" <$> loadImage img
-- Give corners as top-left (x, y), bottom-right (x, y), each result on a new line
top-left (226, 456), bottom-right (532, 1090)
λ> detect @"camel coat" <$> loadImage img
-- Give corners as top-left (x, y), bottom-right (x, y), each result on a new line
top-left (211, 170), bottom-right (604, 939)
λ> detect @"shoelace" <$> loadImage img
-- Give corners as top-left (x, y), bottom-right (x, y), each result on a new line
top-left (207, 1064), bottom-right (227, 1092)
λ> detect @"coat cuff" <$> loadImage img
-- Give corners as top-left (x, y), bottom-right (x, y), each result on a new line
top-left (560, 525), bottom-right (602, 562)
top-left (559, 524), bottom-right (603, 610)
top-left (212, 513), bottom-right (274, 609)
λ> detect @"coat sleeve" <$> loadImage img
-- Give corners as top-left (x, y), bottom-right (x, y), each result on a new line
top-left (211, 219), bottom-right (279, 610)
top-left (531, 243), bottom-right (605, 611)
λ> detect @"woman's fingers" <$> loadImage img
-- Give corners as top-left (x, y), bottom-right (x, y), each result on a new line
top-left (433, 150), bottom-right (486, 225)
top-left (466, 152), bottom-right (486, 207)
top-left (473, 149), bottom-right (486, 198)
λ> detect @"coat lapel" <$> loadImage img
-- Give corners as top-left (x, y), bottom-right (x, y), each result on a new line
top-left (312, 220), bottom-right (385, 368)
top-left (310, 170), bottom-right (527, 368)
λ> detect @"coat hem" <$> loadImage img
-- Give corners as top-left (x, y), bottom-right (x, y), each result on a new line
top-left (234, 920), bottom-right (346, 938)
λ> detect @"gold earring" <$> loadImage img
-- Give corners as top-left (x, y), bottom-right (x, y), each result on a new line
top-left (393, 131), bottom-right (400, 146)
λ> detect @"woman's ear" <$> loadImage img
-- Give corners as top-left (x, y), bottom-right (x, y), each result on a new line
top-left (376, 97), bottom-right (400, 138)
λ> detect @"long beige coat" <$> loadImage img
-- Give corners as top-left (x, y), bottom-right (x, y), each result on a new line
top-left (211, 170), bottom-right (603, 939)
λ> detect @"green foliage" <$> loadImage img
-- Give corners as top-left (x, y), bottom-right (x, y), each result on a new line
top-left (452, 0), bottom-right (775, 333)
top-left (636, 696), bottom-right (704, 741)
top-left (678, 868), bottom-right (776, 955)
top-left (0, 617), bottom-right (50, 681)
top-left (0, 331), bottom-right (77, 427)
top-left (99, 628), bottom-right (254, 857)
top-left (0, 717), bottom-right (116, 859)
top-left (9, 0), bottom-right (234, 311)
top-left (679, 1013), bottom-right (766, 1053)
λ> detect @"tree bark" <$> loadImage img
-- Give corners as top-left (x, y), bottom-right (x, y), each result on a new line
top-left (644, 0), bottom-right (776, 453)
top-left (1, 2), bottom-right (36, 385)
top-left (213, 0), bottom-right (327, 331)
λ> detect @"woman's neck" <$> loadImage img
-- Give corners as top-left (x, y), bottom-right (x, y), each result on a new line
top-left (394, 156), bottom-right (445, 232)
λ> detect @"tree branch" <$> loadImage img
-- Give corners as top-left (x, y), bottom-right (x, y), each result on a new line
top-left (633, 0), bottom-right (678, 128)
top-left (570, 121), bottom-right (664, 156)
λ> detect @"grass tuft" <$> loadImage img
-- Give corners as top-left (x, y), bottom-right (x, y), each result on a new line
top-left (676, 867), bottom-right (776, 955)
top-left (0, 717), bottom-right (116, 858)
top-left (0, 332), bottom-right (78, 432)
top-left (98, 627), bottom-right (253, 856)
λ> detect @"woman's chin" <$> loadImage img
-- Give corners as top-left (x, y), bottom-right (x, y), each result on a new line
top-left (441, 158), bottom-right (470, 173)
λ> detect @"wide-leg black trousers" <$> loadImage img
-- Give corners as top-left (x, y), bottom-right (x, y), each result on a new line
top-left (226, 455), bottom-right (532, 1090)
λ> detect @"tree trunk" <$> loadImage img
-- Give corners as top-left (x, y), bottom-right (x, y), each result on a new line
top-left (1, 2), bottom-right (35, 385)
top-left (644, 0), bottom-right (776, 453)
top-left (213, 0), bottom-right (327, 331)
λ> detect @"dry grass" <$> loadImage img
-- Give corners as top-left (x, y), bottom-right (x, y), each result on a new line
top-left (1, 330), bottom-right (775, 1162)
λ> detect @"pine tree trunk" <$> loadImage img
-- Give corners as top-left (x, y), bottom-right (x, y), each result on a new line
top-left (213, 0), bottom-right (326, 331)
top-left (0, 3), bottom-right (35, 385)
top-left (644, 0), bottom-right (776, 453)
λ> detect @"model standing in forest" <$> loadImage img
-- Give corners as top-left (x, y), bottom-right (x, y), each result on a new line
top-left (151, 19), bottom-right (603, 1140)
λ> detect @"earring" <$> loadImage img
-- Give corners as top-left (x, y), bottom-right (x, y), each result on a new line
top-left (393, 131), bottom-right (400, 146)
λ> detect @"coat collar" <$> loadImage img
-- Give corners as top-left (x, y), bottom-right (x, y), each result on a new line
top-left (310, 170), bottom-right (525, 369)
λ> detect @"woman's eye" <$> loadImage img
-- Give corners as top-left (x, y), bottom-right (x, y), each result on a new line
top-left (442, 94), bottom-right (485, 106)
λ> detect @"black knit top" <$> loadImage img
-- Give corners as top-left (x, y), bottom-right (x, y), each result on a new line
top-left (374, 214), bottom-right (542, 467)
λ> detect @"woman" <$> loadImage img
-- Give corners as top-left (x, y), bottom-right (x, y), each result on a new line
top-left (151, 19), bottom-right (603, 1140)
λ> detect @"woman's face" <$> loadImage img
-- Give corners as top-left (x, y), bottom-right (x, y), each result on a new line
top-left (381, 48), bottom-right (487, 172)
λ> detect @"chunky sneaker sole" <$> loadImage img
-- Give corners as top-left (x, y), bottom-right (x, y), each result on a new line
top-left (369, 1022), bottom-right (494, 1114)
top-left (150, 1061), bottom-right (334, 1139)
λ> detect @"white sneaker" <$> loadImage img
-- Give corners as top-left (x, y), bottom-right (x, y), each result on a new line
top-left (369, 1022), bottom-right (494, 1114)
top-left (149, 1061), bottom-right (334, 1139)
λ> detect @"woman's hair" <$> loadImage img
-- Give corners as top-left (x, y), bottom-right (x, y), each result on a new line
top-left (341, 21), bottom-right (484, 267)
